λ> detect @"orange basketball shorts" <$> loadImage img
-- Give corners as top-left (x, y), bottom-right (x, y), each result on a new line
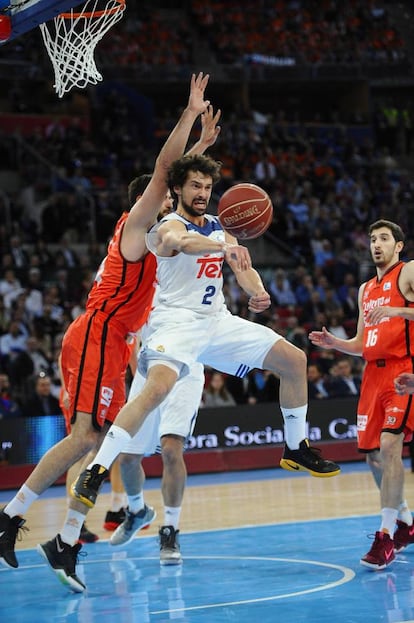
top-left (357, 357), bottom-right (414, 452)
top-left (61, 310), bottom-right (133, 430)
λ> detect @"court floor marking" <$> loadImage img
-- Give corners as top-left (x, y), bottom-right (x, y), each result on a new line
top-left (148, 555), bottom-right (355, 615)
top-left (0, 551), bottom-right (355, 615)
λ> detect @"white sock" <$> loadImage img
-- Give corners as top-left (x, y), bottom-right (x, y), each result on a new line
top-left (398, 500), bottom-right (413, 526)
top-left (60, 509), bottom-right (85, 546)
top-left (280, 405), bottom-right (307, 450)
top-left (127, 492), bottom-right (145, 514)
top-left (380, 507), bottom-right (398, 536)
top-left (164, 506), bottom-right (181, 530)
top-left (4, 485), bottom-right (39, 518)
top-left (87, 425), bottom-right (132, 470)
top-left (111, 492), bottom-right (127, 512)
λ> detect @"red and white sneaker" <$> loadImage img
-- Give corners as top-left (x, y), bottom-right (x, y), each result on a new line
top-left (360, 531), bottom-right (395, 570)
top-left (393, 519), bottom-right (414, 553)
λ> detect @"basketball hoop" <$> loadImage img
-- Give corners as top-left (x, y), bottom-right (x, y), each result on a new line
top-left (39, 0), bottom-right (125, 98)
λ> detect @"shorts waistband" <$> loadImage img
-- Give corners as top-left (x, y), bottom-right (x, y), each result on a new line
top-left (372, 357), bottom-right (413, 368)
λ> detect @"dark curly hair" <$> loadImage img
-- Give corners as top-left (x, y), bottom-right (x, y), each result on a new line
top-left (167, 154), bottom-right (222, 192)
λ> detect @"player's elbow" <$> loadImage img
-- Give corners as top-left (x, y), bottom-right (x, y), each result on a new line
top-left (162, 230), bottom-right (181, 252)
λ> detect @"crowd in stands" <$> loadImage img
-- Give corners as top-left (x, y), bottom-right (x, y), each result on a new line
top-left (0, 2), bottom-right (413, 414)
top-left (1, 91), bottom-right (414, 412)
top-left (0, 99), bottom-right (394, 414)
top-left (0, 2), bottom-right (409, 79)
top-left (190, 0), bottom-right (407, 66)
top-left (97, 6), bottom-right (193, 70)
top-left (84, 0), bottom-right (410, 70)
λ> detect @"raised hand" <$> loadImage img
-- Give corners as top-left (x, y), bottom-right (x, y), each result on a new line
top-left (199, 105), bottom-right (221, 148)
top-left (188, 72), bottom-right (210, 116)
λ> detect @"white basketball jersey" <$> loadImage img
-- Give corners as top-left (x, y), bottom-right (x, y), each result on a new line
top-left (146, 213), bottom-right (226, 315)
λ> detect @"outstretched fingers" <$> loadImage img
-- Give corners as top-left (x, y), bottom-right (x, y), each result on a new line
top-left (200, 105), bottom-right (222, 146)
top-left (189, 72), bottom-right (211, 114)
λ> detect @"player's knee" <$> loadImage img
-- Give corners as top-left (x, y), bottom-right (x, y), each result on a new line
top-left (119, 452), bottom-right (141, 467)
top-left (380, 432), bottom-right (403, 458)
top-left (293, 347), bottom-right (307, 372)
top-left (161, 436), bottom-right (184, 466)
top-left (69, 429), bottom-right (98, 454)
top-left (84, 431), bottom-right (100, 453)
top-left (265, 340), bottom-right (307, 378)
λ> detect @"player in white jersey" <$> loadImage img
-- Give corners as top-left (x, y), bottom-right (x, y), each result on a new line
top-left (110, 359), bottom-right (204, 564)
top-left (142, 210), bottom-right (282, 374)
top-left (72, 154), bottom-right (341, 542)
top-left (145, 212), bottom-right (226, 315)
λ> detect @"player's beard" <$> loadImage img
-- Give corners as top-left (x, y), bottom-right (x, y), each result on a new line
top-left (372, 247), bottom-right (396, 268)
top-left (182, 198), bottom-right (207, 218)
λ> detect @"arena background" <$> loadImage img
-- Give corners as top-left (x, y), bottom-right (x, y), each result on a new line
top-left (0, 0), bottom-right (414, 484)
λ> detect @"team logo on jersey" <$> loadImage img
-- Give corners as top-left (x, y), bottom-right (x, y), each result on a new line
top-left (156, 345), bottom-right (165, 352)
top-left (385, 415), bottom-right (397, 425)
top-left (383, 281), bottom-right (391, 291)
top-left (100, 386), bottom-right (113, 408)
top-left (196, 256), bottom-right (223, 278)
top-left (357, 414), bottom-right (367, 431)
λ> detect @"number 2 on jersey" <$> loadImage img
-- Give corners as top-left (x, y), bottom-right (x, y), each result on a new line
top-left (202, 285), bottom-right (216, 305)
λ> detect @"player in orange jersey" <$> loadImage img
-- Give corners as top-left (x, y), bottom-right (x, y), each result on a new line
top-left (58, 186), bottom-right (174, 539)
top-left (0, 73), bottom-right (218, 583)
top-left (58, 351), bottom-right (129, 539)
top-left (310, 219), bottom-right (414, 571)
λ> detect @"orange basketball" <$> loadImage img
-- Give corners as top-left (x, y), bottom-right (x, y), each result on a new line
top-left (217, 183), bottom-right (273, 240)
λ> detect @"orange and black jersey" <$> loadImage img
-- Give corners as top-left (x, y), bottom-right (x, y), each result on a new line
top-left (362, 261), bottom-right (414, 361)
top-left (86, 212), bottom-right (157, 334)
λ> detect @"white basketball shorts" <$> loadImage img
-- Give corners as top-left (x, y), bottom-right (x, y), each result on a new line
top-left (139, 305), bottom-right (281, 379)
top-left (122, 361), bottom-right (205, 456)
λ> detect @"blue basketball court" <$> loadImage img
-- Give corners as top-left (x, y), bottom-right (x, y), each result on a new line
top-left (2, 464), bottom-right (414, 623)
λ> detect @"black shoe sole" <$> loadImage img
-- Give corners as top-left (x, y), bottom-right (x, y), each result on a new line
top-left (0, 554), bottom-right (18, 569)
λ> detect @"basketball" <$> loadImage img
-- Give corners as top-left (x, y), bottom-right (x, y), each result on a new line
top-left (217, 183), bottom-right (273, 240)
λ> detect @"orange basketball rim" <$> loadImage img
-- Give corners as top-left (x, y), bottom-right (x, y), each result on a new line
top-left (60, 0), bottom-right (125, 18)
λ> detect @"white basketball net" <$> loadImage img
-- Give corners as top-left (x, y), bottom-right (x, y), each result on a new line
top-left (39, 0), bottom-right (125, 98)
